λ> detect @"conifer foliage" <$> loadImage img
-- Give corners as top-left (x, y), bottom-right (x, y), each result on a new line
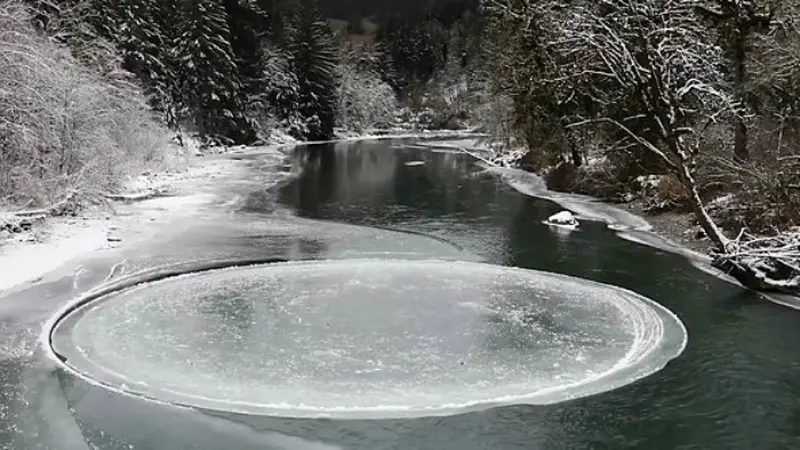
top-left (285, 0), bottom-right (339, 140)
top-left (20, 0), bottom-right (480, 144)
top-left (24, 0), bottom-right (353, 143)
top-left (176, 0), bottom-right (254, 143)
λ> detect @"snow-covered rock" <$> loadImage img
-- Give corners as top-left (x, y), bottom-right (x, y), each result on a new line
top-left (545, 210), bottom-right (579, 229)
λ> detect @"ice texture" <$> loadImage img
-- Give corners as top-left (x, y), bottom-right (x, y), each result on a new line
top-left (50, 259), bottom-right (687, 418)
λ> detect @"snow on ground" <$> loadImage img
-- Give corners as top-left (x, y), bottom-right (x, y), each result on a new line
top-left (0, 131), bottom-right (469, 295)
top-left (0, 146), bottom-right (273, 295)
top-left (0, 218), bottom-right (110, 293)
top-left (332, 128), bottom-right (487, 143)
top-left (545, 211), bottom-right (579, 230)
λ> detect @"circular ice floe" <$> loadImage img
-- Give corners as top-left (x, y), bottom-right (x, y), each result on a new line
top-left (48, 259), bottom-right (686, 419)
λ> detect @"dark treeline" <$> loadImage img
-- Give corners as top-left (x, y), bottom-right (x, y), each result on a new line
top-left (319, 0), bottom-right (476, 23)
top-left (25, 0), bottom-right (342, 142)
top-left (0, 0), bottom-right (483, 209)
top-left (19, 0), bottom-right (483, 144)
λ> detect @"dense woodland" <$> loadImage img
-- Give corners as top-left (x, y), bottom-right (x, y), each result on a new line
top-left (482, 0), bottom-right (800, 292)
top-left (1, 0), bottom-right (799, 292)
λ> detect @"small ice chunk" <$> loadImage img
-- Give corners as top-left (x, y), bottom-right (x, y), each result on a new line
top-left (404, 161), bottom-right (426, 167)
top-left (546, 210), bottom-right (579, 229)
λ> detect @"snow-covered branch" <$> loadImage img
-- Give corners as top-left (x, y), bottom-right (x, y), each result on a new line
top-left (714, 230), bottom-right (800, 294)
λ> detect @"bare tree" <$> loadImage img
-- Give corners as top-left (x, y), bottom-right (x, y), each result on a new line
top-left (335, 43), bottom-right (398, 133)
top-left (0, 1), bottom-right (173, 209)
top-left (564, 0), bottom-right (800, 293)
top-left (565, 0), bottom-right (736, 250)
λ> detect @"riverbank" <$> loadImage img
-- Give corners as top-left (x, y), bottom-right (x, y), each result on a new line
top-left (0, 130), bottom-right (478, 295)
top-left (470, 142), bottom-right (800, 308)
top-left (0, 146), bottom-right (274, 294)
top-left (417, 136), bottom-right (775, 291)
top-left (616, 199), bottom-right (713, 254)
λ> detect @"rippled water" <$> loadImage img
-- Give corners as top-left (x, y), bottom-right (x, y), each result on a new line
top-left (1, 138), bottom-right (800, 449)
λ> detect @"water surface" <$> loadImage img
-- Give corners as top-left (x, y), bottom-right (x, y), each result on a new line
top-left (1, 139), bottom-right (799, 449)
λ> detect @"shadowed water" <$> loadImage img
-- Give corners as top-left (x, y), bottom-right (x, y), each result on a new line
top-left (1, 139), bottom-right (800, 449)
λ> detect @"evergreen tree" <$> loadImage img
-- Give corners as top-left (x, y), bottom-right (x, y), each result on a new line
top-left (285, 0), bottom-right (339, 140)
top-left (222, 0), bottom-right (266, 99)
top-left (253, 0), bottom-right (289, 43)
top-left (151, 1), bottom-right (184, 128)
top-left (115, 0), bottom-right (171, 105)
top-left (176, 0), bottom-right (255, 143)
top-left (376, 15), bottom-right (447, 92)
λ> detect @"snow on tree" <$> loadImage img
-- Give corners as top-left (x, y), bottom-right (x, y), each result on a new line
top-left (176, 0), bottom-right (254, 144)
top-left (259, 43), bottom-right (304, 136)
top-left (0, 1), bottom-right (169, 208)
top-left (375, 15), bottom-right (447, 91)
top-left (559, 0), bottom-right (800, 293)
top-left (484, 0), bottom-right (585, 168)
top-left (336, 44), bottom-right (397, 132)
top-left (285, 0), bottom-right (339, 140)
top-left (562, 0), bottom-right (736, 250)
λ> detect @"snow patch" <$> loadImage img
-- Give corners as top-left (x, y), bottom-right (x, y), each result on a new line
top-left (0, 218), bottom-right (110, 292)
top-left (0, 146), bottom-right (283, 295)
top-left (545, 211), bottom-right (579, 230)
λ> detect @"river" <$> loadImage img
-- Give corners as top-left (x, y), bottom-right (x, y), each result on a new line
top-left (1, 138), bottom-right (799, 449)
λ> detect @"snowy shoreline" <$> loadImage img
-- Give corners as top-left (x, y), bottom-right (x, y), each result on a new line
top-left (0, 149), bottom-right (258, 295)
top-left (2, 133), bottom-right (796, 310)
top-left (482, 160), bottom-right (800, 309)
top-left (0, 130), bottom-right (474, 295)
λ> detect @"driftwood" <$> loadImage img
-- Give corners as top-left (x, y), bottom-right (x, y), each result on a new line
top-left (713, 230), bottom-right (800, 295)
top-left (11, 190), bottom-right (77, 218)
top-left (102, 190), bottom-right (161, 203)
top-left (1, 191), bottom-right (77, 234)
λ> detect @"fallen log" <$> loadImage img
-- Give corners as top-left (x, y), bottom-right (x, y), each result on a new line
top-left (712, 230), bottom-right (800, 295)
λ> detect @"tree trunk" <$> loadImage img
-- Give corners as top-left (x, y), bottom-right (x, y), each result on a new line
top-left (571, 147), bottom-right (582, 168)
top-left (675, 160), bottom-right (730, 252)
top-left (733, 32), bottom-right (748, 162)
top-left (561, 118), bottom-right (582, 167)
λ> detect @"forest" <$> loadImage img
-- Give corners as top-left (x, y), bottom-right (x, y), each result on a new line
top-left (1, 0), bottom-right (799, 293)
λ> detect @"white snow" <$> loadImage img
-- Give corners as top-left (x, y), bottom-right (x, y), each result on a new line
top-left (0, 146), bottom-right (275, 295)
top-left (0, 218), bottom-right (110, 292)
top-left (545, 210), bottom-right (579, 230)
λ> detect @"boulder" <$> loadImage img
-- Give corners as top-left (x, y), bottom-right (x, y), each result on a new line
top-left (546, 210), bottom-right (579, 229)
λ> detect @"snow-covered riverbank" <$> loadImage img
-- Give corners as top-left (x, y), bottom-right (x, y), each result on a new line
top-left (0, 131), bottom-right (477, 295)
top-left (0, 149), bottom-right (270, 294)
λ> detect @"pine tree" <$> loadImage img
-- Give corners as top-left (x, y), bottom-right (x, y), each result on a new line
top-left (222, 0), bottom-right (266, 99)
top-left (26, 0), bottom-right (121, 65)
top-left (150, 1), bottom-right (184, 128)
top-left (376, 15), bottom-right (447, 92)
top-left (253, 0), bottom-right (289, 43)
top-left (176, 0), bottom-right (254, 143)
top-left (285, 0), bottom-right (339, 140)
top-left (115, 0), bottom-right (170, 104)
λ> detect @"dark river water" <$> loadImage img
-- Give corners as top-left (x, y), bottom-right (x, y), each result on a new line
top-left (1, 139), bottom-right (800, 450)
